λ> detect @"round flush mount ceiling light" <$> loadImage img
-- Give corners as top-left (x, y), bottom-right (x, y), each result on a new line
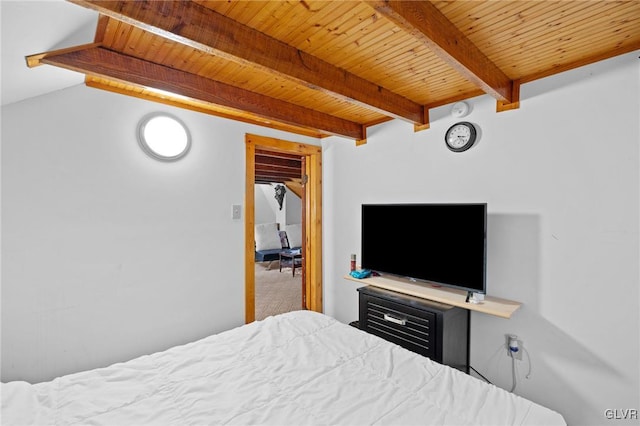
top-left (137, 113), bottom-right (191, 161)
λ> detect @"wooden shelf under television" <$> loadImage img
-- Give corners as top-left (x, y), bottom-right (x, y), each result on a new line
top-left (344, 274), bottom-right (521, 319)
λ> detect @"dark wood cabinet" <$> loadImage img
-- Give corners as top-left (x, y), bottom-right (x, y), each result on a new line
top-left (357, 286), bottom-right (469, 373)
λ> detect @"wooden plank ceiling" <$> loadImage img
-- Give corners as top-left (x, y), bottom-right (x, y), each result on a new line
top-left (28, 0), bottom-right (640, 143)
top-left (254, 148), bottom-right (303, 197)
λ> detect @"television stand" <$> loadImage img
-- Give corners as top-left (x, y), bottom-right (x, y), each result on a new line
top-left (357, 286), bottom-right (469, 373)
top-left (344, 274), bottom-right (521, 319)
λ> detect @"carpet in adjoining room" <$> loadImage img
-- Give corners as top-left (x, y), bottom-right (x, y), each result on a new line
top-left (254, 262), bottom-right (302, 321)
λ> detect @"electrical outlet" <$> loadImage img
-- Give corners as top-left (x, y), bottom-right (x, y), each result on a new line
top-left (505, 334), bottom-right (523, 361)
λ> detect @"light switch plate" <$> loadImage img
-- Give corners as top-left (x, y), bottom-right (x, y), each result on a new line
top-left (232, 204), bottom-right (242, 220)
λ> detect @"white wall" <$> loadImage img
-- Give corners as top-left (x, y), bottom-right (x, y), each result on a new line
top-left (1, 85), bottom-right (319, 383)
top-left (274, 185), bottom-right (302, 227)
top-left (255, 183), bottom-right (301, 227)
top-left (254, 184), bottom-right (276, 224)
top-left (285, 189), bottom-right (302, 225)
top-left (322, 52), bottom-right (639, 426)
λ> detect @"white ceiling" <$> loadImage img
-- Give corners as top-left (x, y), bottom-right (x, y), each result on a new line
top-left (1, 0), bottom-right (98, 106)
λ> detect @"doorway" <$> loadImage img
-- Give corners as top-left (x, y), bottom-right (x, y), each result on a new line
top-left (244, 134), bottom-right (322, 323)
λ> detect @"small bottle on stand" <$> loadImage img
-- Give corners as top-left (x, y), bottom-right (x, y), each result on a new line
top-left (350, 254), bottom-right (357, 272)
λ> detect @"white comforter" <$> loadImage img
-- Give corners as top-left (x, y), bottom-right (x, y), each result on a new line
top-left (2, 310), bottom-right (565, 425)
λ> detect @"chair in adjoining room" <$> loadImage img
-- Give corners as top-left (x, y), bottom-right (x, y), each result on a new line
top-left (254, 223), bottom-right (302, 269)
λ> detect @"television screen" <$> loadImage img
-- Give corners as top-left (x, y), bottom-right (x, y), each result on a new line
top-left (361, 203), bottom-right (487, 293)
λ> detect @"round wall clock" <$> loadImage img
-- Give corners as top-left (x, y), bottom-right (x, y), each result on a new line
top-left (444, 122), bottom-right (477, 152)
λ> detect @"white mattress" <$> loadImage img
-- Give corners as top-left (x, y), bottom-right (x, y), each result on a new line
top-left (1, 310), bottom-right (565, 425)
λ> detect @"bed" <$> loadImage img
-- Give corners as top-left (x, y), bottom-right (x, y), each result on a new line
top-left (1, 310), bottom-right (565, 425)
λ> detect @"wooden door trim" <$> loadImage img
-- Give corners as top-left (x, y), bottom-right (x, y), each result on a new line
top-left (245, 134), bottom-right (322, 323)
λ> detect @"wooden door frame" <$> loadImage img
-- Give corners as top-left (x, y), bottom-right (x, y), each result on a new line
top-left (245, 134), bottom-right (323, 323)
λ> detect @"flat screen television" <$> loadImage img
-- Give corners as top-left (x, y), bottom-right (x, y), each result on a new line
top-left (361, 203), bottom-right (487, 294)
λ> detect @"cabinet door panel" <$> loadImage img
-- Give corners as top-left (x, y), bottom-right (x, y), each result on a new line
top-left (362, 294), bottom-right (437, 359)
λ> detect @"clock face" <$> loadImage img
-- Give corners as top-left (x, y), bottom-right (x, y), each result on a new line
top-left (445, 122), bottom-right (476, 152)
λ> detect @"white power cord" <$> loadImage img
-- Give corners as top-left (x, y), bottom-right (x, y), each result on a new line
top-left (523, 346), bottom-right (532, 379)
top-left (470, 340), bottom-right (533, 394)
top-left (508, 335), bottom-right (519, 392)
top-left (509, 350), bottom-right (517, 392)
top-left (508, 335), bottom-right (532, 393)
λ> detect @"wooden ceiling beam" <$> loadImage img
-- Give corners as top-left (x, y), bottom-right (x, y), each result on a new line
top-left (255, 167), bottom-right (301, 180)
top-left (84, 77), bottom-right (327, 139)
top-left (255, 149), bottom-right (302, 160)
top-left (255, 161), bottom-right (301, 172)
top-left (255, 155), bottom-right (301, 170)
top-left (255, 175), bottom-right (287, 184)
top-left (369, 0), bottom-right (515, 104)
top-left (32, 46), bottom-right (364, 140)
top-left (68, 0), bottom-right (427, 125)
top-left (256, 178), bottom-right (284, 185)
top-left (25, 42), bottom-right (101, 68)
top-left (284, 180), bottom-right (304, 199)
